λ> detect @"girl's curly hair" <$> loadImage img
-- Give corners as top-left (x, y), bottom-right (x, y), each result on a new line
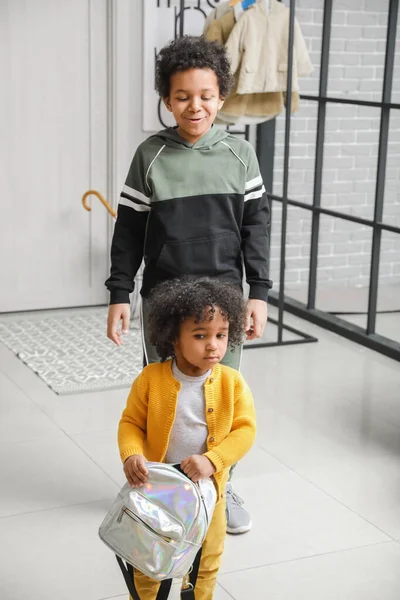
top-left (147, 277), bottom-right (246, 361)
top-left (155, 36), bottom-right (234, 98)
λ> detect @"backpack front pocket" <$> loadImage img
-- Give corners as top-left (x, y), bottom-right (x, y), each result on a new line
top-left (108, 505), bottom-right (178, 578)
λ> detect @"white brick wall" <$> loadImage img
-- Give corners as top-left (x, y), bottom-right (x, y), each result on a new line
top-left (271, 0), bottom-right (400, 292)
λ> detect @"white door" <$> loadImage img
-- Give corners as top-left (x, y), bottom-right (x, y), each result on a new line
top-left (0, 0), bottom-right (109, 312)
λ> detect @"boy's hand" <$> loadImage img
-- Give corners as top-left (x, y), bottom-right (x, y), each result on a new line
top-left (180, 455), bottom-right (216, 483)
top-left (107, 303), bottom-right (130, 346)
top-left (124, 455), bottom-right (148, 487)
top-left (245, 299), bottom-right (268, 340)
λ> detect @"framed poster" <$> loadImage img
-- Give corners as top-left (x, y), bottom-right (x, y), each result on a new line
top-left (142, 0), bottom-right (219, 132)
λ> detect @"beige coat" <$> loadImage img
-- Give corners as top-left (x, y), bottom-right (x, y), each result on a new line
top-left (204, 6), bottom-right (299, 124)
top-left (226, 0), bottom-right (313, 94)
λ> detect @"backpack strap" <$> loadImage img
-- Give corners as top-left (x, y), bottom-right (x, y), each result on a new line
top-left (116, 556), bottom-right (173, 600)
top-left (116, 549), bottom-right (203, 600)
top-left (180, 547), bottom-right (203, 599)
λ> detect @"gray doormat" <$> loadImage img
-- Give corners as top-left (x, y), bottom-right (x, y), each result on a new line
top-left (0, 307), bottom-right (143, 395)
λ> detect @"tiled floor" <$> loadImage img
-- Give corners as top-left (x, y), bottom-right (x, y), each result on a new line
top-left (1, 306), bottom-right (400, 599)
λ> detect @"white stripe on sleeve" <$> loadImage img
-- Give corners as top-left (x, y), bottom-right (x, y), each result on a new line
top-left (122, 185), bottom-right (150, 205)
top-left (245, 175), bottom-right (263, 191)
top-left (119, 197), bottom-right (151, 211)
top-left (244, 185), bottom-right (266, 202)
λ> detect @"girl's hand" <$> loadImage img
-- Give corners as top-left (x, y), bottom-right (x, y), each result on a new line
top-left (180, 455), bottom-right (216, 483)
top-left (124, 454), bottom-right (148, 487)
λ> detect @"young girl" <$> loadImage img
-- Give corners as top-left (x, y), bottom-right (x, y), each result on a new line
top-left (118, 276), bottom-right (256, 600)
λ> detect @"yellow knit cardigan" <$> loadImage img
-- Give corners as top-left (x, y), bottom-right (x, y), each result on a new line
top-left (118, 360), bottom-right (256, 498)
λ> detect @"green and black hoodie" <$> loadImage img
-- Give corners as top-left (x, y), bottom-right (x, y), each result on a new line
top-left (105, 126), bottom-right (272, 303)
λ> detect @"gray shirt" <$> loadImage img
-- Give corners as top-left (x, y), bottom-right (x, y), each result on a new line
top-left (165, 362), bottom-right (210, 464)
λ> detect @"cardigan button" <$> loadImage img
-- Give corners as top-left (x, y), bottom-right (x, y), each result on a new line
top-left (209, 377), bottom-right (214, 383)
top-left (208, 408), bottom-right (214, 413)
top-left (209, 436), bottom-right (215, 443)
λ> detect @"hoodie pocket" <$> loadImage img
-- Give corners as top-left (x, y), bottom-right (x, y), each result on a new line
top-left (156, 232), bottom-right (241, 277)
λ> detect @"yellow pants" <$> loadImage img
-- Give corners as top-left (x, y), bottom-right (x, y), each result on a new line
top-left (132, 498), bottom-right (226, 600)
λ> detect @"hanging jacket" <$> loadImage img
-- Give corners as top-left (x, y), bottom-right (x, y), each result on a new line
top-left (204, 5), bottom-right (299, 124)
top-left (205, 6), bottom-right (236, 42)
top-left (105, 126), bottom-right (272, 303)
top-left (226, 0), bottom-right (313, 95)
top-left (203, 0), bottom-right (234, 35)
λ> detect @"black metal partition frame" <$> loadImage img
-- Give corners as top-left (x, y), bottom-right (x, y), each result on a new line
top-left (258, 0), bottom-right (400, 362)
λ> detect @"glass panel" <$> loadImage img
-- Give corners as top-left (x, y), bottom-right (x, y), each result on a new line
top-left (273, 100), bottom-right (318, 205)
top-left (321, 103), bottom-right (380, 221)
top-left (246, 203), bottom-right (312, 345)
top-left (382, 110), bottom-right (400, 227)
top-left (296, 0), bottom-right (324, 96)
top-left (269, 204), bottom-right (312, 305)
top-left (376, 231), bottom-right (400, 343)
top-left (315, 214), bottom-right (373, 329)
top-left (328, 0), bottom-right (389, 102)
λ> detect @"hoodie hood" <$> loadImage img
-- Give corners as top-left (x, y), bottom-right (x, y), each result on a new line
top-left (151, 125), bottom-right (230, 150)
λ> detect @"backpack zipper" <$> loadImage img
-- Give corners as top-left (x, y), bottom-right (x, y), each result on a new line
top-left (118, 506), bottom-right (172, 543)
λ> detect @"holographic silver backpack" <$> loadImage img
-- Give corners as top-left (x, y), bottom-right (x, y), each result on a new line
top-left (99, 462), bottom-right (216, 600)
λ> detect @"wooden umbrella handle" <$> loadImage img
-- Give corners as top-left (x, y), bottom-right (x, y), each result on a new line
top-left (82, 189), bottom-right (117, 219)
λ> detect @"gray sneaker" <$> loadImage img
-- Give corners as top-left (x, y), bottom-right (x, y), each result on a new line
top-left (225, 482), bottom-right (252, 534)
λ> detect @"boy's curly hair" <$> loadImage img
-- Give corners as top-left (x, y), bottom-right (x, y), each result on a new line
top-left (155, 36), bottom-right (234, 98)
top-left (147, 277), bottom-right (246, 361)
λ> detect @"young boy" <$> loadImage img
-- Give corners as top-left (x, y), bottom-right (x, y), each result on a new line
top-left (106, 35), bottom-right (271, 534)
